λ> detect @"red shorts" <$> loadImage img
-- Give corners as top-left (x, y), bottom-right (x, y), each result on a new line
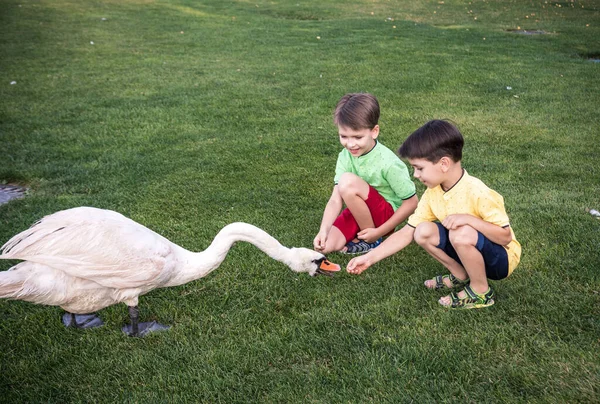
top-left (332, 186), bottom-right (395, 243)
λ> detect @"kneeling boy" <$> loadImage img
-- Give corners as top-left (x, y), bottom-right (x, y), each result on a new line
top-left (347, 120), bottom-right (521, 309)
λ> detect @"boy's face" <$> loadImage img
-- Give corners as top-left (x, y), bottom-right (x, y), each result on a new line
top-left (408, 158), bottom-right (445, 188)
top-left (338, 125), bottom-right (379, 157)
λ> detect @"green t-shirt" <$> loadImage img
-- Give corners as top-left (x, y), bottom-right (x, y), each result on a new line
top-left (334, 141), bottom-right (416, 211)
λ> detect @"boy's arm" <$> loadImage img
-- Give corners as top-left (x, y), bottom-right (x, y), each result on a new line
top-left (358, 194), bottom-right (418, 241)
top-left (314, 186), bottom-right (343, 250)
top-left (442, 214), bottom-right (512, 246)
top-left (320, 186), bottom-right (343, 230)
top-left (347, 225), bottom-right (415, 274)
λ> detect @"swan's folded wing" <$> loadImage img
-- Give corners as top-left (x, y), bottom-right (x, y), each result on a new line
top-left (1, 211), bottom-right (176, 289)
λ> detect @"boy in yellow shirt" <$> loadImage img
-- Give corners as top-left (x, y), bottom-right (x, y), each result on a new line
top-left (347, 120), bottom-right (521, 309)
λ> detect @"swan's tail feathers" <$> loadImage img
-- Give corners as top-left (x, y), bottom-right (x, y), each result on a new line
top-left (0, 262), bottom-right (68, 306)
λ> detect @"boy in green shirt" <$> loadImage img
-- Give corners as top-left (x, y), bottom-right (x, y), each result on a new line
top-left (347, 119), bottom-right (521, 309)
top-left (313, 93), bottom-right (418, 254)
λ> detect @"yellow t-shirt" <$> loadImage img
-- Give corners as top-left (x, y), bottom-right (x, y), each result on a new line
top-left (407, 170), bottom-right (521, 274)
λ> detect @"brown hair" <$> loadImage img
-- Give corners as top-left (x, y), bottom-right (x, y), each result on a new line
top-left (398, 119), bottom-right (464, 163)
top-left (333, 93), bottom-right (380, 130)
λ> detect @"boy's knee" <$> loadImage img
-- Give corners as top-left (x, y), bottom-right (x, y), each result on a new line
top-left (448, 226), bottom-right (478, 248)
top-left (414, 222), bottom-right (438, 246)
top-left (337, 173), bottom-right (364, 196)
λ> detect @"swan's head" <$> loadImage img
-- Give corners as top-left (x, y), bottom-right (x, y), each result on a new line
top-left (288, 248), bottom-right (341, 277)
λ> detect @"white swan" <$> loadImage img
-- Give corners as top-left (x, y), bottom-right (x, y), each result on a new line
top-left (0, 207), bottom-right (340, 336)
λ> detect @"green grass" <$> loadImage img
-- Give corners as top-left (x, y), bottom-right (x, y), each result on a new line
top-left (1, 0), bottom-right (599, 401)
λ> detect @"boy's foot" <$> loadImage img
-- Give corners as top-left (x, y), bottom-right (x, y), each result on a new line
top-left (424, 274), bottom-right (469, 289)
top-left (439, 284), bottom-right (495, 309)
top-left (342, 238), bottom-right (382, 254)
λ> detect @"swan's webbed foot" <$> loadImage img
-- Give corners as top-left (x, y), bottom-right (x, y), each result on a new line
top-left (121, 321), bottom-right (170, 337)
top-left (121, 305), bottom-right (170, 337)
top-left (62, 312), bottom-right (104, 329)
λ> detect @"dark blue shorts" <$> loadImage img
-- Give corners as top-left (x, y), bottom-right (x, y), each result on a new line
top-left (435, 222), bottom-right (509, 281)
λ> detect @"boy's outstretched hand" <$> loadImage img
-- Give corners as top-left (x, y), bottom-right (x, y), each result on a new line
top-left (347, 254), bottom-right (373, 275)
top-left (313, 230), bottom-right (328, 252)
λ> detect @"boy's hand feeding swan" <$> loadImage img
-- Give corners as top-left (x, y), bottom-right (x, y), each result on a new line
top-left (347, 120), bottom-right (521, 309)
top-left (314, 93), bottom-right (418, 256)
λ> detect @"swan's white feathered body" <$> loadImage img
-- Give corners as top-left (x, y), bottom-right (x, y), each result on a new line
top-left (0, 207), bottom-right (334, 315)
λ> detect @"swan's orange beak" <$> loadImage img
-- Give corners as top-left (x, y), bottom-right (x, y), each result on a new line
top-left (315, 258), bottom-right (341, 276)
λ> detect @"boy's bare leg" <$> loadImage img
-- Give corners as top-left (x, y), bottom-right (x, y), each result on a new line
top-left (414, 222), bottom-right (469, 288)
top-left (337, 173), bottom-right (374, 231)
top-left (319, 226), bottom-right (348, 254)
top-left (446, 225), bottom-right (489, 295)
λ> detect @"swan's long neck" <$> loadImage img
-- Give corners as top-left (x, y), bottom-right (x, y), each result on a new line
top-left (166, 223), bottom-right (293, 287)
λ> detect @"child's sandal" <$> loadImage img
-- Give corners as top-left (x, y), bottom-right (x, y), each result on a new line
top-left (424, 274), bottom-right (469, 290)
top-left (440, 284), bottom-right (495, 309)
top-left (342, 238), bottom-right (382, 255)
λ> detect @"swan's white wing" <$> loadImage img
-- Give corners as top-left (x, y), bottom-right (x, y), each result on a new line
top-left (1, 207), bottom-right (176, 290)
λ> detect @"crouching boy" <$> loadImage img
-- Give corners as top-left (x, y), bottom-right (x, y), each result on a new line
top-left (347, 119), bottom-right (521, 309)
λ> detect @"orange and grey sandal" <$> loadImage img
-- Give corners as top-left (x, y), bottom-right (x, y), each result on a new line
top-left (424, 274), bottom-right (469, 290)
top-left (441, 284), bottom-right (495, 309)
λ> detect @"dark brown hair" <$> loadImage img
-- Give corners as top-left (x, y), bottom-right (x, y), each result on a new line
top-left (398, 119), bottom-right (464, 163)
top-left (333, 93), bottom-right (380, 130)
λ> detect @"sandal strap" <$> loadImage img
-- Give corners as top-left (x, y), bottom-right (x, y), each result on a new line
top-left (463, 284), bottom-right (495, 304)
top-left (448, 274), bottom-right (469, 286)
top-left (434, 275), bottom-right (445, 289)
top-left (448, 291), bottom-right (461, 307)
top-left (463, 284), bottom-right (479, 300)
top-left (429, 274), bottom-right (468, 289)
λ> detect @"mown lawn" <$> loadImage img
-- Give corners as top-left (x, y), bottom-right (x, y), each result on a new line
top-left (1, 0), bottom-right (599, 402)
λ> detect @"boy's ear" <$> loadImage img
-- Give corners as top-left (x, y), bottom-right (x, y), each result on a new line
top-left (371, 125), bottom-right (380, 139)
top-left (439, 156), bottom-right (452, 172)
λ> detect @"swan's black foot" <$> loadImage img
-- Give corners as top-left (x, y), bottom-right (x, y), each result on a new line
top-left (62, 312), bottom-right (104, 329)
top-left (121, 321), bottom-right (170, 337)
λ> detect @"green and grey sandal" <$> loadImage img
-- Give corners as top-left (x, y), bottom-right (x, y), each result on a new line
top-left (441, 284), bottom-right (495, 309)
top-left (424, 274), bottom-right (469, 290)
